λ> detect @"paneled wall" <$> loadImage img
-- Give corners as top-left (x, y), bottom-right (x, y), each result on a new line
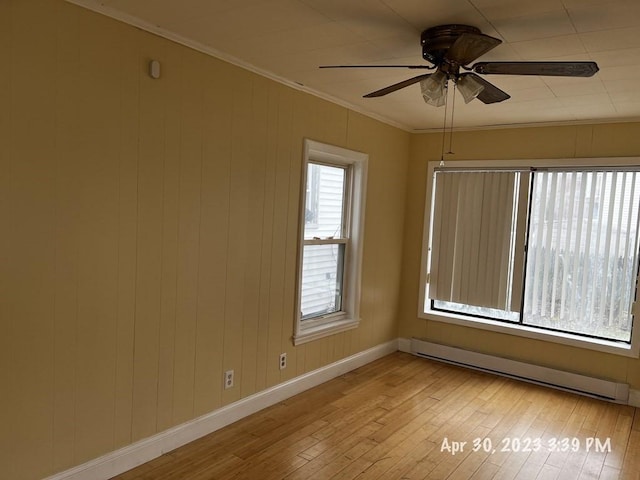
top-left (0, 1), bottom-right (410, 478)
top-left (399, 123), bottom-right (640, 395)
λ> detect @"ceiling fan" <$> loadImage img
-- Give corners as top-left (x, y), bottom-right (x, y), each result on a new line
top-left (320, 24), bottom-right (599, 106)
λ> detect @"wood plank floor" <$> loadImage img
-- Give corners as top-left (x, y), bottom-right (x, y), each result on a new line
top-left (112, 352), bottom-right (640, 480)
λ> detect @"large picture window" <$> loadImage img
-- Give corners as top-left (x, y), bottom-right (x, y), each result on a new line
top-left (422, 160), bottom-right (640, 356)
top-left (295, 140), bottom-right (367, 345)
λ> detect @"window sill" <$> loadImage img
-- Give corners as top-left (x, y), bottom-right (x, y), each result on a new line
top-left (293, 317), bottom-right (360, 345)
top-left (420, 309), bottom-right (639, 358)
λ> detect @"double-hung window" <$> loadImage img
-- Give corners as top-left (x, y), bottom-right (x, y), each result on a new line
top-left (421, 159), bottom-right (640, 356)
top-left (294, 140), bottom-right (367, 345)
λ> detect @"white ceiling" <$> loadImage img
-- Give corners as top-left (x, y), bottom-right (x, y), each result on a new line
top-left (69, 0), bottom-right (640, 131)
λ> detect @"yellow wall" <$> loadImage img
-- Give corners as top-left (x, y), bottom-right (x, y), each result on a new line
top-left (399, 123), bottom-right (640, 395)
top-left (0, 1), bottom-right (409, 478)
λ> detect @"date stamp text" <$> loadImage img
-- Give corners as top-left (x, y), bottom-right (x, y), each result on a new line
top-left (440, 437), bottom-right (612, 455)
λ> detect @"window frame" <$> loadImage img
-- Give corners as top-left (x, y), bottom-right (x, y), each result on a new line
top-left (294, 139), bottom-right (368, 345)
top-left (419, 157), bottom-right (640, 358)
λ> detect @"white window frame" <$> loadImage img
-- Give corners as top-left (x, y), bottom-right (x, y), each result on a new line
top-left (294, 139), bottom-right (368, 345)
top-left (419, 157), bottom-right (640, 358)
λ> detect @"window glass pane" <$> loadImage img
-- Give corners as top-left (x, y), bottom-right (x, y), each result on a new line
top-left (304, 163), bottom-right (345, 240)
top-left (523, 171), bottom-right (640, 342)
top-left (300, 244), bottom-right (344, 320)
top-left (433, 300), bottom-right (519, 322)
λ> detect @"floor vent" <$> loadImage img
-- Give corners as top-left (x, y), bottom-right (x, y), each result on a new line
top-left (411, 338), bottom-right (629, 403)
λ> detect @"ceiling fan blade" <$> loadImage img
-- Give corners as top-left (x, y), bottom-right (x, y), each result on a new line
top-left (363, 73), bottom-right (433, 98)
top-left (319, 64), bottom-right (434, 70)
top-left (460, 73), bottom-right (510, 104)
top-left (472, 61), bottom-right (599, 77)
top-left (445, 33), bottom-right (502, 65)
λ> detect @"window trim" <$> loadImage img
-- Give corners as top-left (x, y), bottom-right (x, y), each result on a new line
top-left (294, 139), bottom-right (368, 345)
top-left (419, 157), bottom-right (640, 358)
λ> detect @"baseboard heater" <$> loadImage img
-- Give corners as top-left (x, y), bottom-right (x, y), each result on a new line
top-left (410, 338), bottom-right (629, 403)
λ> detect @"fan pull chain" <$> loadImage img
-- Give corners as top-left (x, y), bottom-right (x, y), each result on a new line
top-left (440, 82), bottom-right (449, 164)
top-left (447, 83), bottom-right (457, 155)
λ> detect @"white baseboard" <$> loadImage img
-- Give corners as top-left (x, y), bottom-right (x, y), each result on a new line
top-left (398, 337), bottom-right (411, 353)
top-left (629, 389), bottom-right (640, 407)
top-left (44, 339), bottom-right (399, 480)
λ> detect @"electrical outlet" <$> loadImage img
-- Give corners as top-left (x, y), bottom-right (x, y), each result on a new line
top-left (279, 353), bottom-right (287, 370)
top-left (224, 370), bottom-right (234, 389)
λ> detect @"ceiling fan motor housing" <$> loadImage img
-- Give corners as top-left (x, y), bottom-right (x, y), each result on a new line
top-left (421, 24), bottom-right (481, 64)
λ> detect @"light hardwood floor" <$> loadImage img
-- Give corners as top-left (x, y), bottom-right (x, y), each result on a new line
top-left (112, 352), bottom-right (640, 480)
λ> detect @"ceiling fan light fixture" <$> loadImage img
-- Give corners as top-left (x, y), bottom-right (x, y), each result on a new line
top-left (423, 91), bottom-right (447, 107)
top-left (421, 70), bottom-right (447, 106)
top-left (457, 74), bottom-right (484, 103)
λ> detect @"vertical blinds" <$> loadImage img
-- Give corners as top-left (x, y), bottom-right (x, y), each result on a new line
top-left (429, 170), bottom-right (523, 311)
top-left (523, 170), bottom-right (640, 331)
